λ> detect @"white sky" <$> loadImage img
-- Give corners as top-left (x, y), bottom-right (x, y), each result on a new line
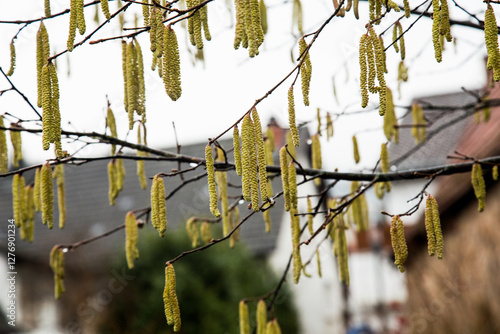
top-left (0, 0), bottom-right (489, 172)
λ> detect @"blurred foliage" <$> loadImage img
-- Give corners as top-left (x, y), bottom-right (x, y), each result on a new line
top-left (97, 227), bottom-right (299, 334)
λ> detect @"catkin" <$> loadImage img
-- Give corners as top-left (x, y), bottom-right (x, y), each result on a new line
top-left (288, 161), bottom-right (298, 210)
top-left (335, 221), bottom-right (349, 285)
top-left (233, 0), bottom-right (264, 56)
top-left (252, 109), bottom-right (268, 202)
top-left (241, 115), bottom-right (253, 202)
top-left (53, 164), bottom-right (66, 229)
top-left (411, 102), bottom-right (426, 143)
top-left (291, 208), bottom-right (302, 284)
top-left (383, 87), bottom-right (398, 142)
top-left (306, 196), bottom-right (314, 234)
top-left (239, 300), bottom-right (250, 334)
top-left (259, 0), bottom-right (268, 35)
top-left (352, 135), bottom-right (360, 164)
top-left (233, 125), bottom-right (243, 176)
top-left (216, 148), bottom-right (230, 235)
top-left (41, 163), bottom-right (54, 229)
top-left (41, 61), bottom-right (62, 156)
top-left (493, 165), bottom-right (498, 181)
top-left (49, 246), bottom-right (65, 299)
top-left (125, 211), bottom-right (139, 269)
top-left (100, 0), bottom-right (110, 19)
top-left (292, 0), bottom-right (303, 35)
top-left (152, 175), bottom-right (167, 236)
top-left (403, 0), bottom-right (410, 18)
top-left (205, 145), bottom-right (221, 217)
top-left (485, 5), bottom-right (500, 81)
top-left (12, 174), bottom-right (22, 228)
top-left (359, 34), bottom-right (369, 108)
top-left (186, 217), bottom-right (200, 248)
top-left (75, 0), bottom-right (86, 34)
top-left (34, 168), bottom-right (41, 212)
top-left (471, 163), bottom-right (486, 212)
top-left (163, 26), bottom-right (182, 101)
top-left (424, 195), bottom-right (443, 258)
top-left (288, 87), bottom-right (300, 147)
top-left (311, 134), bottom-right (322, 186)
top-left (390, 215), bottom-right (407, 272)
top-left (0, 117), bottom-right (7, 174)
top-left (200, 221), bottom-right (212, 244)
top-left (7, 40), bottom-right (16, 77)
top-left (380, 143), bottom-right (389, 173)
top-left (115, 158), bottom-right (125, 193)
top-left (326, 113), bottom-right (334, 140)
top-left (256, 299), bottom-right (267, 334)
top-left (266, 319), bottom-right (282, 334)
top-left (279, 146), bottom-right (290, 211)
top-left (24, 185), bottom-right (35, 242)
top-left (9, 125), bottom-right (22, 168)
top-left (370, 28), bottom-right (387, 115)
top-left (163, 264), bottom-right (181, 331)
top-left (108, 161), bottom-right (117, 206)
top-left (249, 120), bottom-right (260, 211)
top-left (107, 107), bottom-right (117, 155)
top-left (299, 38), bottom-right (312, 106)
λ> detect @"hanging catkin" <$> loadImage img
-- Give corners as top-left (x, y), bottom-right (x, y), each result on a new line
top-left (163, 264), bottom-right (181, 332)
top-left (233, 125), bottom-right (243, 176)
top-left (125, 211), bottom-right (139, 269)
top-left (37, 23), bottom-right (50, 107)
top-left (49, 246), bottom-right (65, 299)
top-left (266, 319), bottom-right (282, 334)
top-left (252, 109), bottom-right (268, 202)
top-left (41, 163), bottom-right (54, 229)
top-left (311, 134), bottom-right (322, 186)
top-left (256, 299), bottom-right (267, 334)
top-left (234, 0), bottom-right (264, 57)
top-left (279, 146), bottom-right (290, 211)
top-left (216, 148), bottom-right (230, 236)
top-left (383, 87), bottom-right (398, 143)
top-left (34, 168), bottom-right (41, 212)
top-left (288, 87), bottom-right (300, 147)
top-left (306, 196), bottom-right (314, 234)
top-left (9, 125), bottom-right (22, 168)
top-left (75, 0), bottom-right (86, 34)
top-left (291, 208), bottom-right (302, 284)
top-left (205, 145), bottom-right (221, 217)
top-left (239, 300), bottom-right (250, 334)
top-left (136, 124), bottom-right (148, 190)
top-left (288, 161), bottom-right (298, 210)
top-left (7, 39), bottom-right (16, 77)
top-left (241, 115), bottom-right (253, 202)
top-left (24, 185), bottom-right (35, 242)
top-left (335, 220), bottom-right (349, 285)
top-left (493, 165), bottom-right (498, 181)
top-left (67, 0), bottom-right (78, 51)
top-left (390, 215), bottom-right (407, 272)
top-left (163, 25), bottom-right (182, 101)
top-left (200, 221), bottom-right (212, 244)
top-left (299, 37), bottom-right (312, 106)
top-left (249, 120), bottom-right (260, 211)
top-left (359, 34), bottom-right (369, 108)
top-left (326, 113), bottom-right (334, 140)
top-left (471, 163), bottom-right (486, 212)
top-left (12, 174), bottom-right (22, 228)
top-left (292, 0), bottom-right (303, 35)
top-left (352, 135), bottom-right (360, 164)
top-left (485, 4), bottom-right (500, 81)
top-left (41, 61), bottom-right (62, 157)
top-left (186, 217), bottom-right (200, 248)
top-left (100, 0), bottom-right (110, 19)
top-left (151, 174), bottom-right (168, 236)
top-left (53, 164), bottom-right (66, 229)
top-left (424, 194), bottom-right (443, 259)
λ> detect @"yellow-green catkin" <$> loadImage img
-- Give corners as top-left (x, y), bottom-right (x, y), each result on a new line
top-left (7, 40), bottom-right (16, 77)
top-left (41, 163), bottom-right (54, 229)
top-left (349, 181), bottom-right (369, 232)
top-left (352, 135), bottom-right (360, 164)
top-left (299, 37), bottom-right (312, 106)
top-left (259, 0), bottom-right (268, 35)
top-left (359, 34), bottom-right (369, 108)
top-left (12, 174), bottom-right (22, 228)
top-left (24, 185), bottom-right (35, 242)
top-left (233, 0), bottom-right (264, 57)
top-left (370, 28), bottom-right (387, 115)
top-left (411, 102), bottom-right (426, 143)
top-left (151, 174), bottom-right (167, 236)
top-left (256, 299), bottom-right (267, 334)
top-left (45, 0), bottom-right (51, 17)
top-left (9, 125), bottom-right (22, 168)
top-left (424, 194), bottom-right (443, 259)
top-left (249, 121), bottom-right (260, 212)
top-left (485, 4), bottom-right (500, 81)
top-left (393, 21), bottom-right (405, 61)
top-left (136, 125), bottom-right (148, 190)
top-left (37, 22), bottom-right (50, 108)
top-left (53, 164), bottom-right (66, 229)
top-left (125, 211), bottom-right (139, 269)
top-left (326, 113), bottom-right (334, 141)
top-left (75, 0), bottom-right (86, 34)
top-left (241, 115), bottom-right (253, 202)
top-left (493, 165), bottom-right (498, 181)
top-left (0, 117), bottom-right (7, 174)
top-left (390, 215), bottom-right (408, 272)
top-left (115, 158), bottom-right (126, 194)
top-left (100, 0), bottom-right (111, 19)
top-left (383, 88), bottom-right (398, 143)
top-left (49, 246), bottom-right (65, 299)
top-left (316, 250), bottom-right (322, 278)
top-left (279, 146), bottom-right (291, 211)
top-left (67, 0), bottom-right (78, 51)
top-left (471, 163), bottom-right (486, 212)
top-left (316, 108), bottom-right (322, 135)
top-left (163, 25), bottom-right (182, 101)
top-left (163, 264), bottom-right (181, 331)
top-left (288, 161), bottom-right (298, 210)
top-left (252, 109), bottom-right (268, 202)
top-left (233, 125), bottom-right (243, 176)
top-left (335, 221), bottom-right (349, 285)
top-left (375, 143), bottom-right (391, 199)
top-left (186, 217), bottom-right (200, 248)
top-left (291, 208), bottom-right (302, 284)
top-left (266, 319), bottom-right (282, 334)
top-left (403, 0), bottom-right (410, 18)
top-left (205, 145), bottom-right (221, 217)
top-left (107, 107), bottom-right (117, 155)
top-left (216, 148), bottom-right (230, 236)
top-left (311, 134), bottom-right (322, 186)
top-left (34, 168), bottom-right (42, 212)
top-left (200, 221), bottom-right (212, 244)
top-left (306, 196), bottom-right (314, 234)
top-left (288, 87), bottom-right (300, 147)
top-left (292, 0), bottom-right (303, 35)
top-left (108, 161), bottom-right (118, 206)
top-left (239, 300), bottom-right (250, 334)
top-left (286, 131), bottom-right (297, 159)
top-left (41, 61), bottom-right (62, 157)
